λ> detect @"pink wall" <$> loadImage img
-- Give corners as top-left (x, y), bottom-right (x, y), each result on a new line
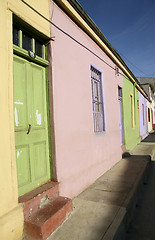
top-left (49, 3), bottom-right (123, 198)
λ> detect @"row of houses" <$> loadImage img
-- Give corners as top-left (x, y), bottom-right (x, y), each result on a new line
top-left (0, 0), bottom-right (154, 239)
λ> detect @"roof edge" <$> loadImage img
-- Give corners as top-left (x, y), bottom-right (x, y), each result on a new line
top-left (53, 0), bottom-right (150, 101)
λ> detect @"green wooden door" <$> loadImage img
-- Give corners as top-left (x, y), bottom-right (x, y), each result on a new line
top-left (13, 55), bottom-right (51, 196)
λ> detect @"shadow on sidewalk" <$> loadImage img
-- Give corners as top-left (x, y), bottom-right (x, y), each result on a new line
top-left (48, 153), bottom-right (151, 240)
top-left (49, 133), bottom-right (154, 240)
top-left (142, 131), bottom-right (155, 142)
top-left (124, 161), bottom-right (155, 240)
top-left (75, 154), bottom-right (151, 240)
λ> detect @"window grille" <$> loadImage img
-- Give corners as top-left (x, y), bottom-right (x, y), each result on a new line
top-left (13, 23), bottom-right (45, 59)
top-left (91, 66), bottom-right (105, 132)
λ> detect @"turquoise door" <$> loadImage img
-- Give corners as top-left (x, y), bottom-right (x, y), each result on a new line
top-left (13, 54), bottom-right (51, 196)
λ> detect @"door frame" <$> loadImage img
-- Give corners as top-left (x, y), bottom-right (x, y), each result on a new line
top-left (118, 86), bottom-right (124, 145)
top-left (13, 21), bottom-right (52, 195)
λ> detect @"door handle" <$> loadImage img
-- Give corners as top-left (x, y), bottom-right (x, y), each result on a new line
top-left (27, 124), bottom-right (31, 135)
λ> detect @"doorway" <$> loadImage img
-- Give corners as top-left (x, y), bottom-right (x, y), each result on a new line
top-left (13, 23), bottom-right (51, 196)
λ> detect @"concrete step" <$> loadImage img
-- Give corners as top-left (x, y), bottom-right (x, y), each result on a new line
top-left (19, 181), bottom-right (73, 240)
top-left (24, 196), bottom-right (72, 240)
top-left (19, 182), bottom-right (59, 219)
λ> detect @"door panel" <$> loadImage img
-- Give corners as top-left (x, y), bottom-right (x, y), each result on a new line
top-left (33, 141), bottom-right (47, 180)
top-left (14, 58), bottom-right (28, 130)
top-left (31, 64), bottom-right (45, 128)
top-left (16, 146), bottom-right (31, 187)
top-left (13, 55), bottom-right (50, 196)
top-left (118, 87), bottom-right (123, 145)
top-left (119, 99), bottom-right (124, 145)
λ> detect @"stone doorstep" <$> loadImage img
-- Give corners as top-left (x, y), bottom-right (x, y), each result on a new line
top-left (19, 182), bottom-right (59, 219)
top-left (19, 181), bottom-right (73, 240)
top-left (24, 197), bottom-right (72, 240)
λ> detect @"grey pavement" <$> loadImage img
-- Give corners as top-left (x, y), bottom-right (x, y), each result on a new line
top-left (124, 132), bottom-right (155, 240)
top-left (130, 131), bottom-right (155, 158)
top-left (124, 162), bottom-right (155, 240)
top-left (48, 134), bottom-right (155, 240)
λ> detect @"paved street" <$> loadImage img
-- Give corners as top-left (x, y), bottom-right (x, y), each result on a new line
top-left (23, 133), bottom-right (155, 240)
top-left (142, 132), bottom-right (155, 142)
top-left (125, 132), bottom-right (155, 240)
top-left (48, 151), bottom-right (150, 240)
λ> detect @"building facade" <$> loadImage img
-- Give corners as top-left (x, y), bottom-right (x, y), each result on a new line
top-left (0, 0), bottom-right (51, 239)
top-left (0, 0), bottom-right (151, 239)
top-left (147, 100), bottom-right (153, 132)
top-left (122, 75), bottom-right (141, 150)
top-left (49, 0), bottom-right (123, 198)
top-left (139, 91), bottom-right (149, 140)
top-left (137, 77), bottom-right (155, 131)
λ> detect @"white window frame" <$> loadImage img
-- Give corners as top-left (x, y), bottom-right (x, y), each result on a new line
top-left (130, 93), bottom-right (134, 128)
top-left (142, 103), bottom-right (145, 126)
top-left (91, 65), bottom-right (105, 132)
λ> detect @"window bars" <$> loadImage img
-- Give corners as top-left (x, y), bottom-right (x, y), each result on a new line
top-left (91, 66), bottom-right (105, 132)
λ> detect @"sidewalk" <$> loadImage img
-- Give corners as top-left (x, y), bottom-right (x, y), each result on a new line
top-left (125, 161), bottom-right (155, 240)
top-left (124, 132), bottom-right (155, 240)
top-left (48, 134), bottom-right (155, 240)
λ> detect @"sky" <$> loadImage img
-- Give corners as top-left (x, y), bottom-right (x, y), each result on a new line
top-left (77, 0), bottom-right (155, 78)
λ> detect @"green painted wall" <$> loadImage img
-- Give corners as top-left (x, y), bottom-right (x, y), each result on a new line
top-left (122, 75), bottom-right (141, 150)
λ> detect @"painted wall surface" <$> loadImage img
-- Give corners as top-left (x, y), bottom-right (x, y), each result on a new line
top-left (147, 100), bottom-right (153, 132)
top-left (49, 3), bottom-right (123, 198)
top-left (149, 87), bottom-right (155, 129)
top-left (0, 1), bottom-right (50, 239)
top-left (148, 87), bottom-right (154, 128)
top-left (139, 92), bottom-right (149, 140)
top-left (152, 96), bottom-right (155, 129)
top-left (122, 76), bottom-right (141, 150)
top-left (137, 77), bottom-right (155, 129)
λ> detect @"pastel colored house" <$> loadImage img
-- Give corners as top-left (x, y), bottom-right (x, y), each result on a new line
top-left (137, 77), bottom-right (155, 131)
top-left (138, 91), bottom-right (149, 140)
top-left (0, 0), bottom-right (51, 239)
top-left (147, 100), bottom-right (153, 132)
top-left (49, 0), bottom-right (125, 199)
top-left (122, 74), bottom-right (148, 150)
top-left (0, 0), bottom-right (151, 239)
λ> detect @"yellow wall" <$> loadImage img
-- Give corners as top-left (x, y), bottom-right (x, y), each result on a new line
top-left (147, 100), bottom-right (153, 132)
top-left (0, 0), bottom-right (50, 239)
